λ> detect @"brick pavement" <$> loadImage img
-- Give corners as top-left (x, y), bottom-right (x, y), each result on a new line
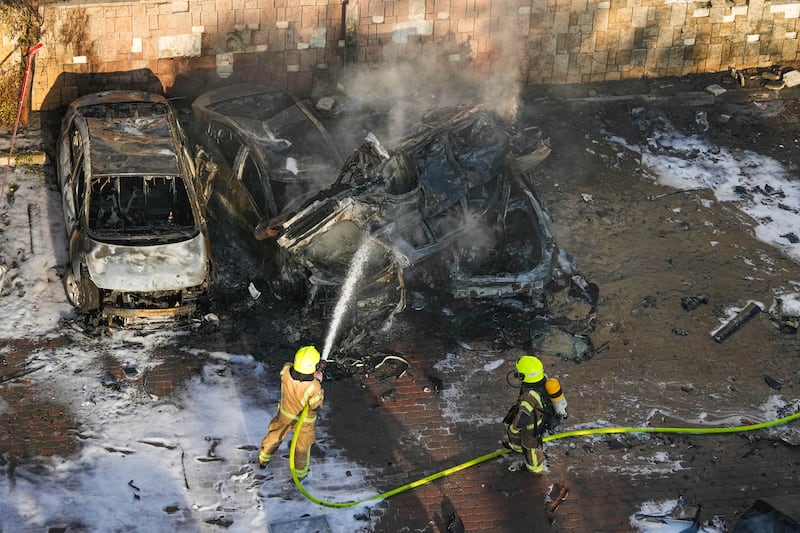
top-left (0, 338), bottom-right (78, 460)
top-left (324, 333), bottom-right (800, 532)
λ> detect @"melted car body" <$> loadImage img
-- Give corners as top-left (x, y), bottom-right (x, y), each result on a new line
top-left (57, 91), bottom-right (213, 325)
top-left (272, 104), bottom-right (557, 323)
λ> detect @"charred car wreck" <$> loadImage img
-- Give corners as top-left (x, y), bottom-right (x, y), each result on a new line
top-left (190, 85), bottom-right (343, 259)
top-left (257, 104), bottom-right (558, 328)
top-left (57, 91), bottom-right (214, 326)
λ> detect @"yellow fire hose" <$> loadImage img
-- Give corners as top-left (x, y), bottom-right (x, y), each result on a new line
top-left (289, 404), bottom-right (800, 509)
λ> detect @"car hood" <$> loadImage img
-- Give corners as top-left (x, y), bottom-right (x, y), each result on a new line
top-left (84, 234), bottom-right (209, 291)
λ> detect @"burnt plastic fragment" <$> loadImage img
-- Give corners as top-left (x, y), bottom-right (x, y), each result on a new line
top-left (764, 375), bottom-right (782, 390)
top-left (681, 294), bottom-right (709, 311)
top-left (426, 372), bottom-right (444, 393)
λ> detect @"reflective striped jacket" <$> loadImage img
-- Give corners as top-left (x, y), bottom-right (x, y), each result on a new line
top-left (278, 362), bottom-right (324, 422)
top-left (512, 387), bottom-right (545, 444)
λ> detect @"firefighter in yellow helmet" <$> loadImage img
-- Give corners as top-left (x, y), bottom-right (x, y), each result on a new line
top-left (503, 355), bottom-right (567, 474)
top-left (258, 346), bottom-right (325, 480)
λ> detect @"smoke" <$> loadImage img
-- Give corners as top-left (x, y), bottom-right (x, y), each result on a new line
top-left (336, 23), bottom-right (527, 145)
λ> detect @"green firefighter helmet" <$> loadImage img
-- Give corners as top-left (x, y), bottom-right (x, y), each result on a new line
top-left (516, 355), bottom-right (544, 384)
top-left (293, 345), bottom-right (321, 374)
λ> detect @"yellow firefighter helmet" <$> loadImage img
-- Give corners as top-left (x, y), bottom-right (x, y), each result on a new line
top-left (293, 345), bottom-right (321, 374)
top-left (516, 355), bottom-right (544, 383)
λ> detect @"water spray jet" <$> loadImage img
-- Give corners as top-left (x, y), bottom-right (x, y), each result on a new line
top-left (321, 238), bottom-right (375, 361)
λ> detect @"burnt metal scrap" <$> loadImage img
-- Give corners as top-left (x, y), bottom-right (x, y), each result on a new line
top-left (569, 275), bottom-right (599, 306)
top-left (545, 481), bottom-right (570, 525)
top-left (711, 302), bottom-right (762, 343)
top-left (681, 294), bottom-right (709, 311)
top-left (631, 497), bottom-right (703, 532)
top-left (733, 499), bottom-right (800, 532)
top-left (321, 351), bottom-right (410, 382)
top-left (264, 103), bottom-right (559, 335)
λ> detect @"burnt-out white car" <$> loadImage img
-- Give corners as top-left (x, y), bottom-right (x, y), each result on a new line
top-left (57, 91), bottom-right (214, 325)
top-left (264, 104), bottom-right (558, 327)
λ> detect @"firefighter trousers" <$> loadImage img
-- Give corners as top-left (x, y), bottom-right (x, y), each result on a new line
top-left (505, 424), bottom-right (545, 474)
top-left (259, 411), bottom-right (316, 477)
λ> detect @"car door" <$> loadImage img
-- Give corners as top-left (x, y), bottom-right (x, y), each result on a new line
top-left (231, 145), bottom-right (270, 231)
top-left (195, 123), bottom-right (246, 227)
top-left (195, 121), bottom-right (269, 240)
top-left (57, 119), bottom-right (81, 232)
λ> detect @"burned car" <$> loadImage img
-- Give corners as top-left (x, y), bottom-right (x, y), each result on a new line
top-left (261, 104), bottom-right (557, 325)
top-left (190, 85), bottom-right (343, 257)
top-left (57, 91), bottom-right (214, 325)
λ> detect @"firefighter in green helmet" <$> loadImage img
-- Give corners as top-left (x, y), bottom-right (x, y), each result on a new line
top-left (503, 355), bottom-right (567, 474)
top-left (258, 345), bottom-right (324, 481)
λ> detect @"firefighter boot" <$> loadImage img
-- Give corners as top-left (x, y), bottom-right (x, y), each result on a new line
top-left (257, 451), bottom-right (271, 469)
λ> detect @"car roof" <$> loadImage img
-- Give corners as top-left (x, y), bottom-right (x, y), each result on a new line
top-left (192, 84), bottom-right (293, 120)
top-left (192, 84), bottom-right (343, 164)
top-left (85, 115), bottom-right (181, 177)
top-left (68, 90), bottom-right (169, 110)
top-left (75, 96), bottom-right (182, 177)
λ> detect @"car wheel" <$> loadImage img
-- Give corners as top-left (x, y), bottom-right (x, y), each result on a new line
top-left (63, 266), bottom-right (101, 312)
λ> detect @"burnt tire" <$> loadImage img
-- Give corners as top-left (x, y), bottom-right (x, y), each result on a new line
top-left (63, 266), bottom-right (100, 312)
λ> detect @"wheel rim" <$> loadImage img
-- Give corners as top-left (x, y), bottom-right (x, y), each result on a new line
top-left (64, 268), bottom-right (84, 308)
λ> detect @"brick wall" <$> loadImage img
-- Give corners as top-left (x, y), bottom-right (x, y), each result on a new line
top-left (30, 0), bottom-right (800, 110)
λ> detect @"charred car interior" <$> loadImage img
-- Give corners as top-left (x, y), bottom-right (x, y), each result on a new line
top-left (89, 175), bottom-right (195, 233)
top-left (57, 91), bottom-right (214, 326)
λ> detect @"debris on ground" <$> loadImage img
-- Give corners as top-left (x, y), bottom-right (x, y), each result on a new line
top-left (783, 70), bottom-right (800, 88)
top-left (696, 110), bottom-right (709, 131)
top-left (681, 294), bottom-right (709, 311)
top-left (732, 499), bottom-right (800, 532)
top-left (776, 317), bottom-right (799, 334)
top-left (0, 364), bottom-right (44, 385)
top-left (630, 497), bottom-right (708, 532)
top-left (726, 65), bottom-right (800, 92)
top-left (315, 96), bottom-right (338, 114)
top-left (607, 438), bottom-right (626, 450)
top-left (782, 232), bottom-right (799, 244)
top-left (569, 275), bottom-right (599, 306)
top-left (768, 293), bottom-right (800, 334)
top-left (763, 375), bottom-right (782, 391)
top-left (711, 302), bottom-right (762, 343)
top-left (247, 282), bottom-right (261, 300)
top-left (441, 496), bottom-right (465, 533)
top-left (545, 481), bottom-right (569, 525)
top-left (530, 325), bottom-right (599, 362)
top-left (374, 355), bottom-right (409, 379)
top-left (425, 372), bottom-right (444, 393)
